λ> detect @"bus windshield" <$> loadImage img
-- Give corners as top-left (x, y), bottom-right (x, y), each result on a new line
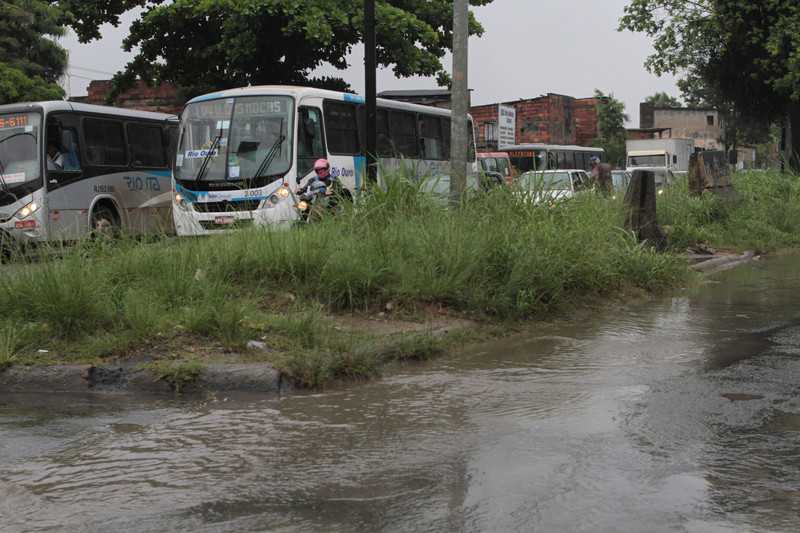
top-left (175, 96), bottom-right (294, 183)
top-left (628, 154), bottom-right (666, 167)
top-left (0, 112), bottom-right (41, 188)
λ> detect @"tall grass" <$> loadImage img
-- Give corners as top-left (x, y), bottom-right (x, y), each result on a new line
top-left (10, 169), bottom-right (798, 376)
top-left (658, 170), bottom-right (800, 251)
top-left (0, 173), bottom-right (688, 356)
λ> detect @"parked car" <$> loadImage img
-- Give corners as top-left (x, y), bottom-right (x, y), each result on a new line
top-left (623, 167), bottom-right (677, 195)
top-left (611, 170), bottom-right (632, 192)
top-left (515, 169), bottom-right (591, 204)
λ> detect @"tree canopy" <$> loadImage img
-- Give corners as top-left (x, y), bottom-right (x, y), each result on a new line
top-left (644, 92), bottom-right (682, 108)
top-left (0, 0), bottom-right (67, 104)
top-left (619, 0), bottom-right (800, 166)
top-left (593, 90), bottom-right (628, 167)
top-left (59, 0), bottom-right (493, 99)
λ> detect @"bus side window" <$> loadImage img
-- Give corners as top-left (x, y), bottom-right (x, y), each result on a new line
top-left (441, 117), bottom-right (451, 161)
top-left (323, 101), bottom-right (359, 155)
top-left (557, 151), bottom-right (568, 169)
top-left (84, 118), bottom-right (127, 166)
top-left (547, 151), bottom-right (557, 170)
top-left (419, 114), bottom-right (445, 160)
top-left (128, 123), bottom-right (167, 168)
top-left (59, 128), bottom-right (81, 171)
top-left (376, 108), bottom-right (393, 157)
top-left (297, 107), bottom-right (325, 177)
top-left (389, 110), bottom-right (418, 157)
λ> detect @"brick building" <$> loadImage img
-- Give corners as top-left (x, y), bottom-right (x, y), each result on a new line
top-left (639, 102), bottom-right (722, 150)
top-left (471, 93), bottom-right (602, 150)
top-left (72, 80), bottom-right (184, 115)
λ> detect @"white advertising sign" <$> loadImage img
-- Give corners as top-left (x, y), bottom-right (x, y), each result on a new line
top-left (498, 104), bottom-right (516, 148)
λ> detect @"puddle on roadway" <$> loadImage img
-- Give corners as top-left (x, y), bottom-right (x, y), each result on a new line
top-left (1, 255), bottom-right (799, 532)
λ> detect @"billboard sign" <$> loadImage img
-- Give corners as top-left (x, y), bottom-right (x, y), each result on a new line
top-left (498, 104), bottom-right (516, 148)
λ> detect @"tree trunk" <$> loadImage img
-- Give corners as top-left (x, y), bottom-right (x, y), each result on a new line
top-left (789, 103), bottom-right (800, 174)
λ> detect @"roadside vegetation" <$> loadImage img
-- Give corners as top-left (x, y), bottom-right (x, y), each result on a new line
top-left (0, 170), bottom-right (796, 387)
top-left (659, 170), bottom-right (800, 252)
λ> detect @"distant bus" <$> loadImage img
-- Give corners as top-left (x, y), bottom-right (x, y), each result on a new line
top-left (478, 152), bottom-right (514, 184)
top-left (504, 144), bottom-right (605, 174)
top-left (172, 85), bottom-right (478, 235)
top-left (0, 101), bottom-right (178, 250)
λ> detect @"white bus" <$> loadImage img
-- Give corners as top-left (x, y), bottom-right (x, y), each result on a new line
top-left (505, 144), bottom-right (605, 174)
top-left (0, 101), bottom-right (178, 250)
top-left (172, 85), bottom-right (478, 235)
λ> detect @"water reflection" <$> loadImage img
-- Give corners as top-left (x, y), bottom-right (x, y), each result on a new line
top-left (1, 255), bottom-right (799, 532)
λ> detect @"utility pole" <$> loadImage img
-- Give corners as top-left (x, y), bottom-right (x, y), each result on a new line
top-left (364, 0), bottom-right (378, 183)
top-left (450, 0), bottom-right (469, 204)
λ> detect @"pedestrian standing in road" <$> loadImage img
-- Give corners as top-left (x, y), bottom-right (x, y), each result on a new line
top-left (590, 156), bottom-right (613, 196)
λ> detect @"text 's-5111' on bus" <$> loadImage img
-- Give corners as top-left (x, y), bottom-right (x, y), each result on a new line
top-left (0, 101), bottom-right (178, 252)
top-left (172, 86), bottom-right (479, 235)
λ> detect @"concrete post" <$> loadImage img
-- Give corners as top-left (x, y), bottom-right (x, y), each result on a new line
top-left (449, 0), bottom-right (469, 204)
top-left (364, 0), bottom-right (378, 183)
top-left (624, 169), bottom-right (666, 250)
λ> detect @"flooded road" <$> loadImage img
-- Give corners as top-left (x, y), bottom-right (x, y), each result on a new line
top-left (2, 255), bottom-right (799, 533)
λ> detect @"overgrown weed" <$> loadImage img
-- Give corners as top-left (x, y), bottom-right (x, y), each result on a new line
top-left (1, 169), bottom-right (795, 384)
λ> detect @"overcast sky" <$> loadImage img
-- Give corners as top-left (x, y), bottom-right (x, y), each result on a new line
top-left (60, 0), bottom-right (679, 126)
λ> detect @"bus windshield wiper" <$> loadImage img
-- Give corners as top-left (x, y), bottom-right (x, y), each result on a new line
top-left (250, 119), bottom-right (286, 180)
top-left (195, 128), bottom-right (223, 182)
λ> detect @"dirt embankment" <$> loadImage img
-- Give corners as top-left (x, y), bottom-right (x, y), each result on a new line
top-left (0, 313), bottom-right (477, 395)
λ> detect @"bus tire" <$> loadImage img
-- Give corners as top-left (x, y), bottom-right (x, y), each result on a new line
top-left (91, 203), bottom-right (120, 238)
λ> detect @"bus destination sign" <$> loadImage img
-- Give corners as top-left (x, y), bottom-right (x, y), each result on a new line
top-left (0, 114), bottom-right (29, 130)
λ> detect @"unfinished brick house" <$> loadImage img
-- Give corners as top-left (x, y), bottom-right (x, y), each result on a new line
top-left (72, 80), bottom-right (184, 115)
top-left (471, 93), bottom-right (602, 150)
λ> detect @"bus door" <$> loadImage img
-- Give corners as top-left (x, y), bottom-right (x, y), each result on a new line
top-left (45, 114), bottom-right (86, 240)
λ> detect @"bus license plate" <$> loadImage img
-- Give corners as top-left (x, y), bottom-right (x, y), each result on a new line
top-left (214, 216), bottom-right (235, 225)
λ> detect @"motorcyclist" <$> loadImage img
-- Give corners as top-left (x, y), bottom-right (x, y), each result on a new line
top-left (297, 159), bottom-right (342, 221)
top-left (301, 158), bottom-right (336, 197)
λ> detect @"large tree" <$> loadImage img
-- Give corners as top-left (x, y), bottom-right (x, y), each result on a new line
top-left (0, 0), bottom-right (67, 104)
top-left (59, 0), bottom-right (493, 99)
top-left (644, 92), bottom-right (682, 108)
top-left (593, 90), bottom-right (629, 168)
top-left (619, 0), bottom-right (800, 170)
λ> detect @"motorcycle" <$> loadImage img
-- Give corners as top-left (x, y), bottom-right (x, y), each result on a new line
top-left (295, 179), bottom-right (342, 223)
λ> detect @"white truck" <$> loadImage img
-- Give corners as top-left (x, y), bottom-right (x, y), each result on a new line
top-left (626, 138), bottom-right (695, 174)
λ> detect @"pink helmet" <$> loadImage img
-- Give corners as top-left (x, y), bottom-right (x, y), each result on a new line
top-left (314, 158), bottom-right (330, 178)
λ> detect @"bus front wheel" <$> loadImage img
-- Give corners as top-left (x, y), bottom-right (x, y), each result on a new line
top-left (91, 205), bottom-right (120, 238)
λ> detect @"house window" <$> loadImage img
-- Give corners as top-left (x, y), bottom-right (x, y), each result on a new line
top-left (707, 115), bottom-right (714, 126)
top-left (485, 121), bottom-right (497, 142)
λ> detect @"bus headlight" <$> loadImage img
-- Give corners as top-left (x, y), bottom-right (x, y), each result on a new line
top-left (15, 201), bottom-right (39, 219)
top-left (175, 193), bottom-right (189, 210)
top-left (277, 186), bottom-right (290, 199)
top-left (297, 200), bottom-right (309, 212)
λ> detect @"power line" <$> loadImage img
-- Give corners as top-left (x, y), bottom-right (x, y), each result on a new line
top-left (69, 64), bottom-right (117, 76)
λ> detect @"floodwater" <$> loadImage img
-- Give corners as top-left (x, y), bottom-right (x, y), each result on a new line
top-left (2, 256), bottom-right (799, 533)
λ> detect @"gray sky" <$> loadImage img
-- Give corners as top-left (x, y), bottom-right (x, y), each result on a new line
top-left (60, 0), bottom-right (679, 126)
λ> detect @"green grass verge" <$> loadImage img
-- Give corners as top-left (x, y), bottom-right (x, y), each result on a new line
top-left (658, 170), bottom-right (800, 251)
top-left (0, 170), bottom-right (795, 385)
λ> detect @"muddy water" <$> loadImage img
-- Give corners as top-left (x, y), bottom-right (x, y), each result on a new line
top-left (2, 256), bottom-right (800, 533)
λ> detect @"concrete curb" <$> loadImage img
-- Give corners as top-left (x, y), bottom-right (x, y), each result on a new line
top-left (0, 363), bottom-right (288, 395)
top-left (689, 251), bottom-right (757, 274)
